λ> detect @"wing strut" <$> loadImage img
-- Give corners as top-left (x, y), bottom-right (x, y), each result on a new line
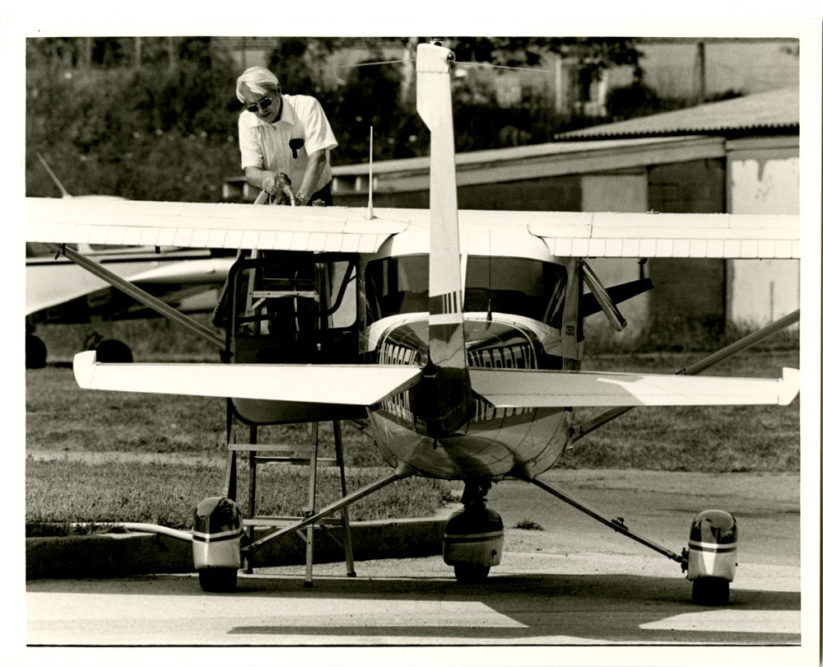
top-left (571, 308), bottom-right (800, 441)
top-left (55, 243), bottom-right (225, 348)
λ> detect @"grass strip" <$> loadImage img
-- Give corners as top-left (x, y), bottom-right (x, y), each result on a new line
top-left (26, 457), bottom-right (457, 533)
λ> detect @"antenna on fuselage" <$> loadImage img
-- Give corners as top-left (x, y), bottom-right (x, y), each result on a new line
top-left (367, 125), bottom-right (374, 220)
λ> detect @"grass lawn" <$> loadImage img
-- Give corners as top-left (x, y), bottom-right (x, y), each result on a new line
top-left (25, 346), bottom-right (799, 532)
top-left (563, 348), bottom-right (801, 471)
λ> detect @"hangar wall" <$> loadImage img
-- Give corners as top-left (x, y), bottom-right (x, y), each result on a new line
top-left (726, 140), bottom-right (800, 325)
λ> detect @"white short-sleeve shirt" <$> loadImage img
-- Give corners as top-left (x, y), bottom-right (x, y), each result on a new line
top-left (238, 94), bottom-right (338, 192)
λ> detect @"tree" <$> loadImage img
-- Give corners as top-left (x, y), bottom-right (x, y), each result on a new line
top-left (27, 37), bottom-right (240, 202)
top-left (447, 37), bottom-right (643, 80)
top-left (266, 37), bottom-right (340, 96)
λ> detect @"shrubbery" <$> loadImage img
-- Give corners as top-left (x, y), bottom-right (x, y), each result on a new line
top-left (26, 37), bottom-right (657, 202)
top-left (27, 38), bottom-right (240, 201)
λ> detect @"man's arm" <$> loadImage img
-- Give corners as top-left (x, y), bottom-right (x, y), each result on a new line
top-left (244, 166), bottom-right (277, 193)
top-left (295, 150), bottom-right (327, 205)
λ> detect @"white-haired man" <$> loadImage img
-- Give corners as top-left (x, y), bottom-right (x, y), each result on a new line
top-left (236, 66), bottom-right (337, 205)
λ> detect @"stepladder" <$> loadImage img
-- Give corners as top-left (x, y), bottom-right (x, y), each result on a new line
top-left (215, 248), bottom-right (363, 587)
top-left (224, 415), bottom-right (357, 587)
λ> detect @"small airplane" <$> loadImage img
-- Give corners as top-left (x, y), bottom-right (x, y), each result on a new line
top-left (25, 42), bottom-right (800, 604)
top-left (25, 154), bottom-right (233, 368)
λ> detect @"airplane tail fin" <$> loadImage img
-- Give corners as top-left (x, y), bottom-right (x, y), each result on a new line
top-left (417, 42), bottom-right (467, 371)
top-left (413, 42), bottom-right (472, 436)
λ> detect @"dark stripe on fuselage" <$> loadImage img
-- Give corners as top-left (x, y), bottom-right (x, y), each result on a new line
top-left (191, 530), bottom-right (243, 544)
top-left (429, 291), bottom-right (461, 315)
top-left (688, 542), bottom-right (738, 554)
top-left (443, 533), bottom-right (504, 544)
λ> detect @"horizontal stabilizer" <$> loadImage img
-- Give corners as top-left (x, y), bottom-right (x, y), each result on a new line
top-left (73, 351), bottom-right (421, 405)
top-left (470, 367), bottom-right (800, 408)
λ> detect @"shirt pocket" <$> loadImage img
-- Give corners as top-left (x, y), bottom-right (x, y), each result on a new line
top-left (288, 137), bottom-right (305, 160)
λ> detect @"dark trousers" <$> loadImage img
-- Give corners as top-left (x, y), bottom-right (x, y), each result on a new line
top-left (307, 182), bottom-right (333, 206)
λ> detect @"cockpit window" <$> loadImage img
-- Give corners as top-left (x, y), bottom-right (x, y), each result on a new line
top-left (366, 254), bottom-right (567, 327)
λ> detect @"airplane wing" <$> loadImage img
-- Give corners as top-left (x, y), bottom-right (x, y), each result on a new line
top-left (73, 351), bottom-right (421, 406)
top-left (526, 211), bottom-right (800, 258)
top-left (470, 367), bottom-right (800, 408)
top-left (26, 197), bottom-right (799, 259)
top-left (26, 197), bottom-right (413, 253)
top-left (26, 254), bottom-right (232, 318)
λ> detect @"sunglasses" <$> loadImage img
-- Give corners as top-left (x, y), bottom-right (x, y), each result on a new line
top-left (246, 96), bottom-right (274, 114)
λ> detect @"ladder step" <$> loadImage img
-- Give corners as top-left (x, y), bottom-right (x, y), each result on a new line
top-left (251, 290), bottom-right (318, 300)
top-left (254, 277), bottom-right (315, 289)
top-left (253, 457), bottom-right (339, 466)
top-left (229, 443), bottom-right (315, 453)
top-left (253, 456), bottom-right (311, 464)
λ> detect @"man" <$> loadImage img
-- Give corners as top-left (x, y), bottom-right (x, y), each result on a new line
top-left (236, 66), bottom-right (337, 206)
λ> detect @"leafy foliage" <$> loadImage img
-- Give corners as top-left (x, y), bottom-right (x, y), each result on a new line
top-left (606, 81), bottom-right (663, 121)
top-left (27, 37), bottom-right (239, 201)
top-left (26, 36), bottom-right (654, 201)
top-left (449, 37), bottom-right (643, 75)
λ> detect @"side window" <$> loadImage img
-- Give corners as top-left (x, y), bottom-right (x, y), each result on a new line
top-left (365, 255), bottom-right (428, 322)
top-left (365, 255), bottom-right (566, 328)
top-left (464, 257), bottom-right (567, 326)
top-left (323, 260), bottom-right (357, 329)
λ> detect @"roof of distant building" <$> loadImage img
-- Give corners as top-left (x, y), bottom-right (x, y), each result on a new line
top-left (555, 87), bottom-right (799, 140)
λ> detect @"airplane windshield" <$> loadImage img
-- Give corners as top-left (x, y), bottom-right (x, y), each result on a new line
top-left (366, 254), bottom-right (567, 327)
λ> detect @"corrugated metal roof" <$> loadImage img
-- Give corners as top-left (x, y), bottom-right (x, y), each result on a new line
top-left (333, 136), bottom-right (713, 176)
top-left (555, 87), bottom-right (798, 140)
top-left (331, 136), bottom-right (726, 194)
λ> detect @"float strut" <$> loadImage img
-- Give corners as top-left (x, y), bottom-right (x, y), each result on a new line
top-left (244, 468), bottom-right (409, 556)
top-left (530, 477), bottom-right (684, 564)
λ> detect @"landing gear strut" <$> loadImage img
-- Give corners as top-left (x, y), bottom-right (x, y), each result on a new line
top-left (443, 480), bottom-right (503, 583)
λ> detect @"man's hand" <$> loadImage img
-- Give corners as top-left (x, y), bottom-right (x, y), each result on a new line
top-left (259, 171), bottom-right (279, 194)
top-left (261, 171), bottom-right (297, 205)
